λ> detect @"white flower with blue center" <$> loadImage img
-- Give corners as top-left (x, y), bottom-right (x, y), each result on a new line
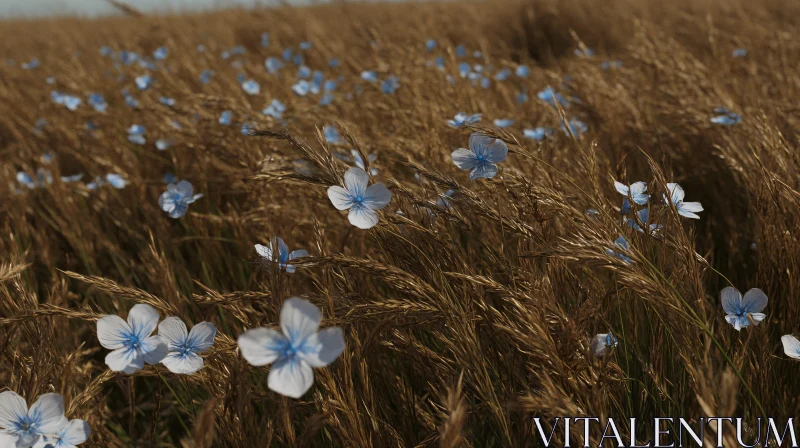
top-left (590, 332), bottom-right (618, 357)
top-left (157, 317), bottom-right (217, 374)
top-left (158, 180), bottom-right (203, 219)
top-left (664, 183), bottom-right (703, 219)
top-left (327, 167), bottom-right (391, 229)
top-left (0, 392), bottom-right (77, 447)
top-left (781, 335), bottom-right (800, 360)
top-left (254, 237), bottom-right (308, 273)
top-left (237, 297), bottom-right (346, 398)
top-left (721, 287), bottom-right (767, 331)
top-left (96, 303), bottom-right (168, 374)
top-left (451, 133), bottom-right (508, 180)
top-left (32, 418), bottom-right (91, 448)
top-left (613, 180), bottom-right (650, 205)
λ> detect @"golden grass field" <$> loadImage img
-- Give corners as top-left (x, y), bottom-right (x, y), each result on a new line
top-left (1, 0), bottom-right (800, 445)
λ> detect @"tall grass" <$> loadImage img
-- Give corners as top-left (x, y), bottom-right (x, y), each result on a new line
top-left (1, 0), bottom-right (799, 445)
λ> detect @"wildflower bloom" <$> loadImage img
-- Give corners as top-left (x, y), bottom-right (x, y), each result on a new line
top-left (561, 117), bottom-right (588, 138)
top-left (105, 174), bottom-right (127, 189)
top-left (381, 76), bottom-right (400, 94)
top-left (781, 335), bottom-right (800, 360)
top-left (711, 107), bottom-right (742, 125)
top-left (664, 183), bottom-right (703, 219)
top-left (237, 297), bottom-right (346, 398)
top-left (323, 125), bottom-right (342, 144)
top-left (135, 74), bottom-right (152, 90)
top-left (626, 208), bottom-right (663, 234)
top-left (523, 127), bottom-right (553, 141)
top-left (447, 112), bottom-right (482, 128)
top-left (493, 118), bottom-right (514, 128)
top-left (157, 317), bottom-right (217, 374)
top-left (35, 418), bottom-right (91, 448)
top-left (537, 87), bottom-right (569, 108)
top-left (350, 149), bottom-right (378, 175)
top-left (254, 237), bottom-right (308, 273)
top-left (219, 110), bottom-right (233, 125)
top-left (591, 332), bottom-right (618, 357)
top-left (0, 392), bottom-right (76, 447)
top-left (327, 167), bottom-right (391, 229)
top-left (242, 79), bottom-right (260, 95)
top-left (613, 180), bottom-right (650, 205)
top-left (732, 48), bottom-right (748, 58)
top-left (601, 60), bottom-right (623, 69)
top-left (263, 99), bottom-right (286, 119)
top-left (605, 236), bottom-right (634, 264)
top-left (451, 133), bottom-right (508, 180)
top-left (265, 57), bottom-right (283, 73)
top-left (158, 180), bottom-right (203, 219)
top-left (721, 287), bottom-right (767, 331)
top-left (97, 304), bottom-right (168, 374)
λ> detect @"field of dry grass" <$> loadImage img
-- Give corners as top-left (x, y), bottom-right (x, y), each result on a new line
top-left (1, 0), bottom-right (800, 445)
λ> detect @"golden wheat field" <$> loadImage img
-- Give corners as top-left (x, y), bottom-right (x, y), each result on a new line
top-left (1, 0), bottom-right (800, 446)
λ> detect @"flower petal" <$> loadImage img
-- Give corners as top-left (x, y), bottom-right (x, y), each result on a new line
top-left (162, 352), bottom-right (205, 375)
top-left (105, 347), bottom-right (143, 373)
top-left (0, 391), bottom-right (28, 430)
top-left (720, 287), bottom-right (742, 315)
top-left (175, 180), bottom-right (193, 198)
top-left (59, 419), bottom-right (91, 445)
top-left (157, 316), bottom-right (188, 347)
top-left (781, 335), bottom-right (800, 359)
top-left (268, 358), bottom-right (314, 399)
top-left (613, 181), bottom-right (629, 195)
top-left (298, 327), bottom-right (346, 368)
top-left (255, 243), bottom-right (273, 260)
top-left (141, 335), bottom-right (169, 365)
top-left (187, 322), bottom-right (217, 353)
top-left (748, 312), bottom-right (766, 326)
top-left (742, 288), bottom-right (768, 313)
top-left (97, 315), bottom-right (132, 350)
top-left (470, 162), bottom-right (498, 180)
top-left (273, 237), bottom-right (289, 264)
top-left (468, 133), bottom-right (496, 157)
top-left (348, 205), bottom-right (379, 229)
top-left (327, 186), bottom-right (355, 210)
top-left (238, 328), bottom-right (286, 366)
top-left (362, 183), bottom-right (391, 211)
top-left (288, 250), bottom-right (308, 260)
top-left (343, 167), bottom-right (369, 196)
top-left (28, 393), bottom-right (67, 434)
top-left (667, 183), bottom-right (684, 203)
top-left (680, 201), bottom-right (703, 213)
top-left (484, 139), bottom-right (508, 163)
top-left (127, 304), bottom-right (160, 340)
top-left (280, 297), bottom-right (322, 345)
top-left (451, 148), bottom-right (478, 170)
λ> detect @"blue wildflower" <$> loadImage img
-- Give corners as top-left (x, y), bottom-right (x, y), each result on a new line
top-left (664, 183), bottom-right (703, 219)
top-left (327, 167), bottom-right (392, 229)
top-left (158, 180), bottom-right (203, 219)
top-left (254, 237), bottom-right (308, 273)
top-left (721, 287), bottom-right (767, 331)
top-left (451, 133), bottom-right (508, 180)
top-left (447, 112), bottom-right (482, 128)
top-left (157, 317), bottom-right (216, 374)
top-left (96, 303), bottom-right (167, 374)
top-left (523, 127), bottom-right (553, 141)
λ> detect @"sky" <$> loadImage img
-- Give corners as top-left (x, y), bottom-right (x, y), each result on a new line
top-left (0, 0), bottom-right (290, 18)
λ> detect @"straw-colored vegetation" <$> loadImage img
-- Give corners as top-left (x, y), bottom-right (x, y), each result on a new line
top-left (1, 0), bottom-right (799, 445)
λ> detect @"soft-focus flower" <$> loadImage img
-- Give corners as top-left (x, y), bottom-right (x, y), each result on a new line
top-left (350, 149), bottom-right (378, 176)
top-left (601, 60), bottom-right (623, 70)
top-left (493, 118), bottom-right (514, 128)
top-left (155, 138), bottom-right (171, 151)
top-left (242, 79), bottom-right (260, 95)
top-left (219, 110), bottom-right (233, 125)
top-left (516, 65), bottom-right (530, 77)
top-left (0, 392), bottom-right (73, 447)
top-left (97, 304), bottom-right (168, 374)
top-left (61, 174), bottom-right (84, 183)
top-left (574, 47), bottom-right (595, 58)
top-left (153, 46), bottom-right (168, 60)
top-left (105, 174), bottom-right (127, 189)
top-left (523, 127), bottom-right (553, 141)
top-left (87, 93), bottom-right (107, 112)
top-left (380, 75), bottom-right (400, 94)
top-left (591, 332), bottom-right (618, 357)
top-left (254, 237), bottom-right (308, 273)
top-left (157, 317), bottom-right (216, 374)
top-left (199, 69), bottom-right (214, 84)
top-left (614, 180), bottom-right (650, 205)
top-left (711, 107), bottom-right (742, 125)
top-left (781, 335), bottom-right (800, 360)
top-left (128, 124), bottom-right (146, 145)
top-left (158, 180), bottom-right (203, 219)
top-left (323, 125), bottom-right (342, 144)
top-left (732, 48), bottom-right (748, 58)
top-left (135, 74), bottom-right (152, 90)
top-left (425, 39), bottom-right (437, 51)
top-left (455, 45), bottom-right (467, 58)
top-left (721, 287), bottom-right (767, 331)
top-left (447, 112), bottom-right (482, 128)
top-left (360, 71), bottom-right (378, 83)
top-left (297, 65), bottom-right (312, 78)
top-left (263, 99), bottom-right (286, 119)
top-left (237, 297), bottom-right (346, 398)
top-left (605, 236), bottom-right (634, 264)
top-left (34, 418), bottom-right (91, 448)
top-left (265, 57), bottom-right (283, 74)
top-left (327, 167), bottom-right (391, 229)
top-left (537, 86), bottom-right (569, 108)
top-left (451, 133), bottom-right (508, 180)
top-left (665, 183), bottom-right (703, 219)
top-left (159, 96), bottom-right (176, 106)
top-left (561, 117), bottom-right (588, 138)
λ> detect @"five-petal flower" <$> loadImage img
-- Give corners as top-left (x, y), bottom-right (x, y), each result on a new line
top-left (721, 287), bottom-right (767, 331)
top-left (451, 133), bottom-right (508, 180)
top-left (158, 180), bottom-right (203, 219)
top-left (237, 297), bottom-right (346, 398)
top-left (157, 317), bottom-right (217, 374)
top-left (97, 304), bottom-right (168, 374)
top-left (0, 392), bottom-right (70, 447)
top-left (327, 167), bottom-right (391, 229)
